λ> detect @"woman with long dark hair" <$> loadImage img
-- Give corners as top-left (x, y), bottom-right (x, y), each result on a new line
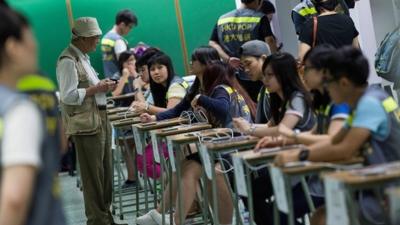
top-left (234, 52), bottom-right (315, 144)
top-left (138, 46), bottom-right (255, 225)
top-left (130, 52), bottom-right (188, 114)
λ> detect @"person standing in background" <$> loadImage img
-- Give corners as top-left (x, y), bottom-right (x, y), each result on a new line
top-left (56, 17), bottom-right (124, 225)
top-left (209, 0), bottom-right (277, 102)
top-left (101, 9), bottom-right (138, 79)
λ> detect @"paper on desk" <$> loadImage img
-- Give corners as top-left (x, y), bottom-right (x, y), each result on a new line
top-left (232, 155), bottom-right (248, 197)
top-left (270, 166), bottom-right (289, 213)
top-left (325, 178), bottom-right (349, 225)
top-left (199, 145), bottom-right (212, 180)
top-left (150, 132), bottom-right (161, 163)
top-left (167, 139), bottom-right (176, 172)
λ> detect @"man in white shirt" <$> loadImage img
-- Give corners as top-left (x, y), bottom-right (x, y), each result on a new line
top-left (101, 9), bottom-right (138, 79)
top-left (56, 17), bottom-right (122, 225)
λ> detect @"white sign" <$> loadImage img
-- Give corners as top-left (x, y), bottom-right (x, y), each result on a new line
top-left (325, 178), bottom-right (350, 225)
top-left (132, 126), bottom-right (143, 154)
top-left (199, 145), bottom-right (212, 180)
top-left (270, 166), bottom-right (289, 213)
top-left (150, 132), bottom-right (161, 163)
top-left (167, 139), bottom-right (176, 172)
top-left (232, 155), bottom-right (248, 197)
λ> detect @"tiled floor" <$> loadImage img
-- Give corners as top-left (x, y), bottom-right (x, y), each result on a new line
top-left (60, 173), bottom-right (136, 225)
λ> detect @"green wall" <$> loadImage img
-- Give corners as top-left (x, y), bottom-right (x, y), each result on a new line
top-left (7, 0), bottom-right (235, 85)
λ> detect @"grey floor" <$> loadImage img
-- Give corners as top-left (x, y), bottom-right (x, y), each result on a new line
top-left (60, 172), bottom-right (136, 225)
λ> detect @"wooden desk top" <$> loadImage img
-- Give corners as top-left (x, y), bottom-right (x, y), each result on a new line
top-left (205, 136), bottom-right (259, 152)
top-left (108, 93), bottom-right (135, 101)
top-left (167, 128), bottom-right (233, 144)
top-left (111, 117), bottom-right (142, 128)
top-left (106, 104), bottom-right (115, 109)
top-left (152, 123), bottom-right (212, 137)
top-left (280, 158), bottom-right (364, 175)
top-left (134, 117), bottom-right (189, 131)
top-left (234, 146), bottom-right (303, 164)
top-left (106, 107), bottom-right (129, 115)
top-left (108, 111), bottom-right (140, 122)
top-left (323, 162), bottom-right (400, 187)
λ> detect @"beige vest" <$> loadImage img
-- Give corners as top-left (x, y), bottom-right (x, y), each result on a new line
top-left (57, 46), bottom-right (101, 136)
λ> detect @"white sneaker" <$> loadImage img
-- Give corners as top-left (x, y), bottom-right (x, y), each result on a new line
top-left (149, 210), bottom-right (176, 225)
top-left (136, 209), bottom-right (158, 225)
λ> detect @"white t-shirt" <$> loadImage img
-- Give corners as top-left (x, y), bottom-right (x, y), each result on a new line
top-left (1, 100), bottom-right (43, 168)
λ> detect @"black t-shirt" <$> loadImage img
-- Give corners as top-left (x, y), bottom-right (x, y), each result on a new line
top-left (299, 13), bottom-right (359, 48)
top-left (209, 16), bottom-right (274, 43)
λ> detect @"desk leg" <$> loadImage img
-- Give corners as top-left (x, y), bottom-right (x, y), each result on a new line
top-left (245, 166), bottom-right (254, 225)
top-left (210, 153), bottom-right (220, 225)
top-left (284, 175), bottom-right (295, 225)
top-left (218, 156), bottom-right (242, 225)
top-left (176, 144), bottom-right (184, 225)
top-left (139, 130), bottom-right (149, 213)
top-left (195, 142), bottom-right (210, 225)
top-left (300, 176), bottom-right (315, 212)
top-left (346, 188), bottom-right (360, 225)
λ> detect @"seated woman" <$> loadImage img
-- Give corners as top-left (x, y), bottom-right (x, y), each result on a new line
top-left (130, 52), bottom-right (188, 114)
top-left (138, 48), bottom-right (255, 225)
top-left (234, 52), bottom-right (315, 142)
top-left (269, 45), bottom-right (350, 147)
top-left (233, 52), bottom-right (320, 225)
top-left (133, 47), bottom-right (161, 103)
top-left (110, 50), bottom-right (140, 188)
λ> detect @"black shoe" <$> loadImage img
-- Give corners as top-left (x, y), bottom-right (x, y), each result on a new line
top-left (121, 180), bottom-right (136, 189)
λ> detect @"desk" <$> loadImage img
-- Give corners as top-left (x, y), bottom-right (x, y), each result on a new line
top-left (109, 111), bottom-right (140, 122)
top-left (167, 128), bottom-right (234, 224)
top-left (110, 116), bottom-right (142, 219)
top-left (107, 107), bottom-right (130, 115)
top-left (131, 117), bottom-right (189, 216)
top-left (150, 123), bottom-right (212, 225)
top-left (202, 136), bottom-right (259, 225)
top-left (323, 162), bottom-right (400, 225)
top-left (234, 147), bottom-right (363, 225)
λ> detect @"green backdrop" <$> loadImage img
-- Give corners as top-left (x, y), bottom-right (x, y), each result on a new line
top-left (7, 0), bottom-right (235, 85)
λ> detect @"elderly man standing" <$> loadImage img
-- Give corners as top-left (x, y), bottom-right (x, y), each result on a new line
top-left (56, 17), bottom-right (122, 225)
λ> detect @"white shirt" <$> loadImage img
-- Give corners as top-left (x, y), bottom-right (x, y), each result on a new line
top-left (56, 44), bottom-right (107, 106)
top-left (1, 100), bottom-right (43, 168)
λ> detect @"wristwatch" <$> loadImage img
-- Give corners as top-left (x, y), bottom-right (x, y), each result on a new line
top-left (298, 148), bottom-right (310, 161)
top-left (292, 129), bottom-right (301, 143)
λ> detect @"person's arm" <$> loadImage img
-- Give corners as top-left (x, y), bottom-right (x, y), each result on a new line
top-left (209, 40), bottom-right (230, 62)
top-left (147, 97), bottom-right (182, 114)
top-left (352, 36), bottom-right (360, 49)
top-left (208, 24), bottom-right (230, 62)
top-left (265, 36), bottom-right (278, 53)
top-left (56, 59), bottom-right (105, 105)
top-left (298, 42), bottom-right (311, 63)
top-left (0, 166), bottom-right (36, 225)
top-left (259, 16), bottom-right (278, 53)
top-left (196, 89), bottom-right (230, 121)
top-left (156, 97), bottom-right (191, 120)
top-left (279, 118), bottom-right (345, 145)
top-left (0, 101), bottom-right (42, 225)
